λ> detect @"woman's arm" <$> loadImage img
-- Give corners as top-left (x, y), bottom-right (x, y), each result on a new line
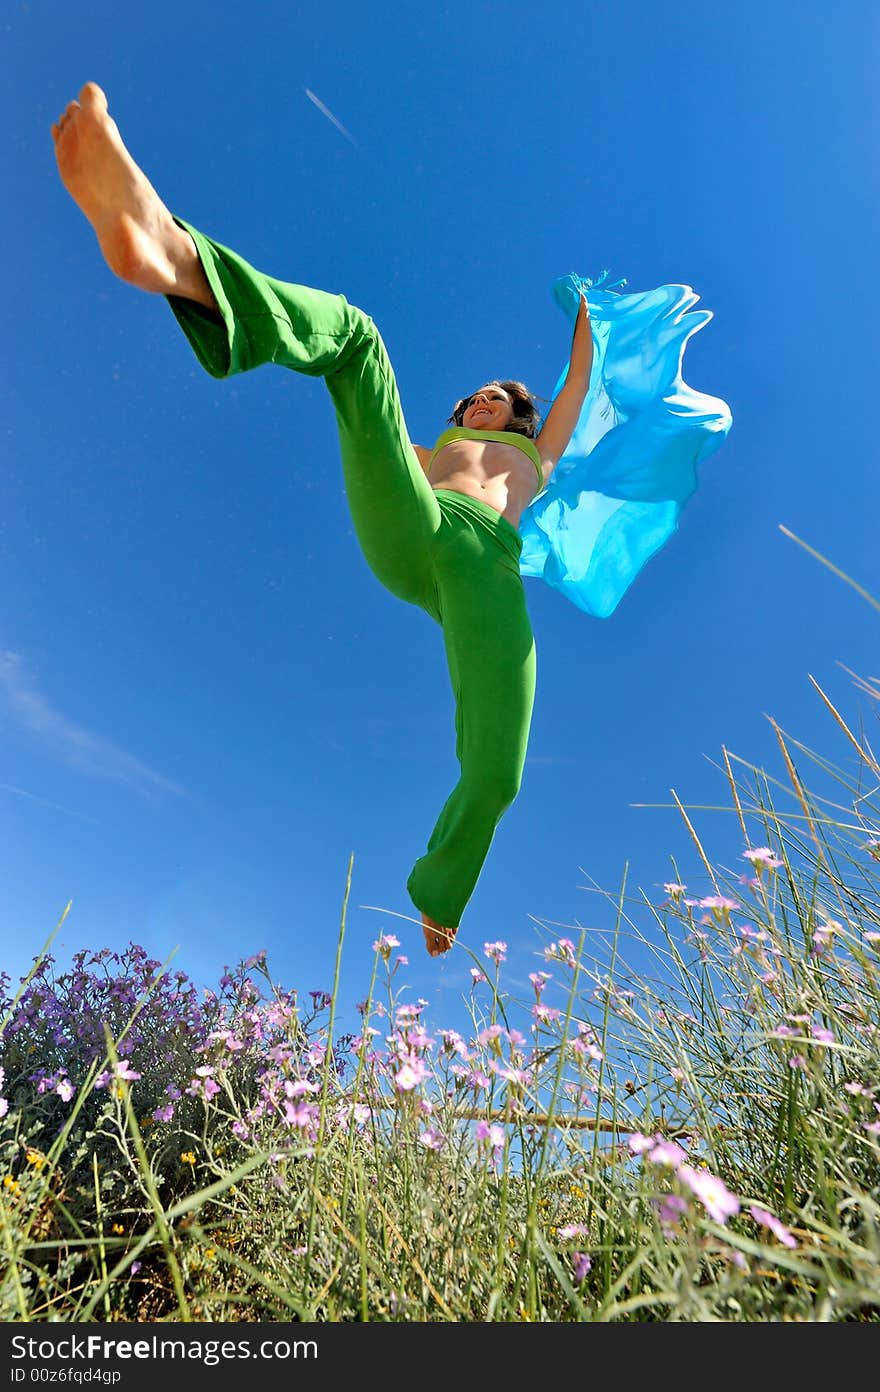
top-left (412, 444), bottom-right (432, 475)
top-left (534, 294), bottom-right (593, 480)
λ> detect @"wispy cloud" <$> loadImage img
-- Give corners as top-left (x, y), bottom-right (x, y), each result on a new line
top-left (0, 781), bottom-right (100, 823)
top-left (304, 88), bottom-right (359, 146)
top-left (0, 650), bottom-right (185, 799)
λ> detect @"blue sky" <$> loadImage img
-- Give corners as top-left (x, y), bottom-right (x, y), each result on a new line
top-left (4, 1), bottom-right (879, 1038)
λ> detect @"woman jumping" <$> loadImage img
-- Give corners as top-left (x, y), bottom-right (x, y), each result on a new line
top-left (51, 82), bottom-right (594, 959)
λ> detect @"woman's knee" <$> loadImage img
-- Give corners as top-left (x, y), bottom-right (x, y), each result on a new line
top-left (466, 764), bottom-right (524, 818)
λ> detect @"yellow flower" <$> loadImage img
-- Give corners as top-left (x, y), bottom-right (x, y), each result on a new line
top-left (204, 1247), bottom-right (216, 1260)
top-left (180, 1151), bottom-right (196, 1166)
top-left (112, 1223), bottom-right (125, 1235)
top-left (25, 1149), bottom-right (46, 1169)
top-left (3, 1175), bottom-right (21, 1196)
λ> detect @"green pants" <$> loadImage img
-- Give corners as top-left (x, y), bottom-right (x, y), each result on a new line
top-left (167, 220), bottom-right (537, 927)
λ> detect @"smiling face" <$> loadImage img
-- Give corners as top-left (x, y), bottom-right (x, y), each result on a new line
top-left (460, 385), bottom-right (515, 431)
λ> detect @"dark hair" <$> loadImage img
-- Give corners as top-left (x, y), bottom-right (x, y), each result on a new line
top-left (448, 379), bottom-right (542, 439)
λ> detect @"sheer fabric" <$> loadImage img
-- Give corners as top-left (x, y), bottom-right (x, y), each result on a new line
top-left (520, 272), bottom-right (732, 616)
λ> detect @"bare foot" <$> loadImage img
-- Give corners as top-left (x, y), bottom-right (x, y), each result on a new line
top-left (422, 913), bottom-right (458, 958)
top-left (51, 82), bottom-right (215, 308)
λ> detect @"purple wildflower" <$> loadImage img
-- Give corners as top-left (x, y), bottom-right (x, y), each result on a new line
top-left (475, 1120), bottom-right (505, 1157)
top-left (655, 1193), bottom-right (689, 1230)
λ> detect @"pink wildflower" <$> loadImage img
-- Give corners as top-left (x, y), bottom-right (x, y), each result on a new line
top-left (475, 1120), bottom-right (505, 1148)
top-left (679, 1166), bottom-right (740, 1224)
top-left (284, 1079), bottom-right (320, 1098)
top-left (394, 1060), bottom-right (428, 1092)
top-left (648, 1139), bottom-right (687, 1168)
top-left (439, 1029), bottom-right (469, 1058)
top-left (572, 1252), bottom-right (592, 1282)
top-left (699, 895), bottom-right (739, 920)
top-left (743, 847), bottom-right (783, 871)
top-left (749, 1206), bottom-right (797, 1248)
top-left (557, 1223), bottom-right (589, 1240)
top-left (628, 1132), bottom-right (654, 1155)
top-left (663, 882), bottom-right (687, 898)
top-left (152, 1103), bottom-right (175, 1123)
top-left (532, 1004), bottom-right (561, 1023)
top-left (56, 1079), bottom-right (74, 1102)
top-left (372, 933), bottom-right (400, 960)
top-left (466, 1069), bottom-right (491, 1092)
top-left (283, 1101), bottom-right (315, 1129)
top-left (490, 1062), bottom-right (529, 1087)
top-left (483, 940), bottom-right (508, 966)
top-left (544, 937), bottom-right (576, 965)
top-left (418, 1128), bottom-right (445, 1152)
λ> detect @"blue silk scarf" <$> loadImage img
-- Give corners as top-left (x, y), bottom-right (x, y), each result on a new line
top-left (519, 271), bottom-right (732, 617)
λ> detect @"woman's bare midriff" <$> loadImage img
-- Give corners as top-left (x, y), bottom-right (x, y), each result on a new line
top-left (428, 437), bottom-right (541, 529)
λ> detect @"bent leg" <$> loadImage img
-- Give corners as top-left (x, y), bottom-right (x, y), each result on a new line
top-left (167, 219), bottom-right (441, 607)
top-left (407, 495), bottom-right (537, 927)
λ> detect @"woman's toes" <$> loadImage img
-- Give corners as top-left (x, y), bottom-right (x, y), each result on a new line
top-left (79, 82), bottom-right (108, 110)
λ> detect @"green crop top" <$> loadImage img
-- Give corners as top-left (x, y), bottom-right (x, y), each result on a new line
top-left (430, 427), bottom-right (544, 490)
